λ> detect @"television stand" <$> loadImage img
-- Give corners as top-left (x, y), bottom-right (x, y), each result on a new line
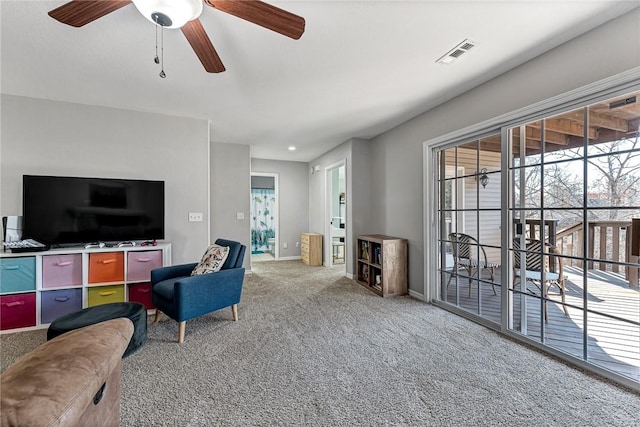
top-left (0, 242), bottom-right (172, 333)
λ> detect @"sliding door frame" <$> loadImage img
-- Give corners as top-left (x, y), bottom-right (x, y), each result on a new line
top-left (423, 68), bottom-right (640, 391)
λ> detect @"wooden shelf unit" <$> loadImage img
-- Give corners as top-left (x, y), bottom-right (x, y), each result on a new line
top-left (301, 233), bottom-right (322, 266)
top-left (356, 235), bottom-right (407, 297)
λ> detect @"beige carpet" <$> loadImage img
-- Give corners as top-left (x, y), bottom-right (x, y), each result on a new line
top-left (2, 260), bottom-right (639, 426)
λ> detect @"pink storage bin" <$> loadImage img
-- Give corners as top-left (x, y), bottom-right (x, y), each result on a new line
top-left (127, 250), bottom-right (162, 282)
top-left (42, 254), bottom-right (83, 288)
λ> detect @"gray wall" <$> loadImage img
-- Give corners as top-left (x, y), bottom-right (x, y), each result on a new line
top-left (210, 143), bottom-right (251, 269)
top-left (309, 138), bottom-right (371, 277)
top-left (0, 94), bottom-right (210, 264)
top-left (369, 7), bottom-right (640, 297)
top-left (251, 158), bottom-right (309, 259)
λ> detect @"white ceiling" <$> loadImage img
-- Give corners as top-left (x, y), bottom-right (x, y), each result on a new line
top-left (2, 1), bottom-right (639, 162)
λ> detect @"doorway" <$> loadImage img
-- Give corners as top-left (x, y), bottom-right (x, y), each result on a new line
top-left (250, 173), bottom-right (278, 263)
top-left (325, 161), bottom-right (346, 268)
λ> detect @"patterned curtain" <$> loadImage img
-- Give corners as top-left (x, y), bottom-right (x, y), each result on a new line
top-left (250, 188), bottom-right (276, 252)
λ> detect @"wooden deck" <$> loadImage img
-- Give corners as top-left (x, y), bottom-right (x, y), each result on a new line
top-left (444, 266), bottom-right (640, 382)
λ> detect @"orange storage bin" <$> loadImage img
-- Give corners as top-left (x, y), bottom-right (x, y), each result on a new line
top-left (88, 252), bottom-right (124, 284)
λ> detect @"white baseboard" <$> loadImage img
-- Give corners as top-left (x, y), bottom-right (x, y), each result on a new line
top-left (408, 289), bottom-right (426, 301)
top-left (346, 272), bottom-right (354, 280)
top-left (278, 256), bottom-right (302, 261)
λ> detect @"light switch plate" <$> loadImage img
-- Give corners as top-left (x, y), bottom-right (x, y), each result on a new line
top-left (237, 212), bottom-right (245, 220)
top-left (188, 212), bottom-right (203, 222)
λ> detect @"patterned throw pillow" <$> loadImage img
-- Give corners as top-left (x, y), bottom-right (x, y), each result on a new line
top-left (191, 244), bottom-right (230, 275)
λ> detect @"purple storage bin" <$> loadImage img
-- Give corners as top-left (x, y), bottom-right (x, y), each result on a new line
top-left (40, 288), bottom-right (83, 324)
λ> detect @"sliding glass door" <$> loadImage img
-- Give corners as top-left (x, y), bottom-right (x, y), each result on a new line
top-left (437, 134), bottom-right (502, 324)
top-left (433, 89), bottom-right (640, 386)
top-left (506, 92), bottom-right (640, 382)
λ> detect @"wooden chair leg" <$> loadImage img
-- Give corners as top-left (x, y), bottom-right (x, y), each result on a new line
top-left (178, 321), bottom-right (186, 344)
top-left (231, 304), bottom-right (238, 321)
top-left (154, 309), bottom-right (161, 323)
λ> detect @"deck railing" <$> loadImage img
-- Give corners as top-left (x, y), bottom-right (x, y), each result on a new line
top-left (553, 220), bottom-right (639, 289)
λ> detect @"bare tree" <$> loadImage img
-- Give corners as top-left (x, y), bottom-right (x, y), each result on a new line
top-left (585, 137), bottom-right (640, 220)
top-left (515, 136), bottom-right (640, 228)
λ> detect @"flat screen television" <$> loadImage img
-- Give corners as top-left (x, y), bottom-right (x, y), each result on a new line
top-left (22, 175), bottom-right (165, 246)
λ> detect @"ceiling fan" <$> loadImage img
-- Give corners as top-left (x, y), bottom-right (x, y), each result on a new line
top-left (48, 0), bottom-right (306, 73)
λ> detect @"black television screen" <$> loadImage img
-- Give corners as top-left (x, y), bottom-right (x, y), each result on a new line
top-left (23, 175), bottom-right (165, 245)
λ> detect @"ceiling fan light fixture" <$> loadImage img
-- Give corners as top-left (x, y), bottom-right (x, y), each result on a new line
top-left (132, 0), bottom-right (203, 29)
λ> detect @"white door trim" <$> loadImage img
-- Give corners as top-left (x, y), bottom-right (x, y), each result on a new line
top-left (324, 159), bottom-right (347, 267)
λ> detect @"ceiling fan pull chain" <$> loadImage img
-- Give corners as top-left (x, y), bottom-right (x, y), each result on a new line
top-left (159, 26), bottom-right (166, 78)
top-left (154, 24), bottom-right (160, 65)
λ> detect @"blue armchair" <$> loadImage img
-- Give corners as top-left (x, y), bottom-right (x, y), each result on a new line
top-left (150, 239), bottom-right (246, 343)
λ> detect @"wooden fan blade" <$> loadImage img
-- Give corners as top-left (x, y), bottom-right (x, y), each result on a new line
top-left (181, 19), bottom-right (226, 73)
top-left (49, 0), bottom-right (132, 27)
top-left (205, 0), bottom-right (305, 40)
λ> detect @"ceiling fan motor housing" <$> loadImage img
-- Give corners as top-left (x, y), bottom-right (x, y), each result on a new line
top-left (132, 0), bottom-right (203, 29)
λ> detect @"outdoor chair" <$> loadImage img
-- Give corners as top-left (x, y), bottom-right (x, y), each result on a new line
top-left (447, 232), bottom-right (499, 297)
top-left (512, 238), bottom-right (569, 321)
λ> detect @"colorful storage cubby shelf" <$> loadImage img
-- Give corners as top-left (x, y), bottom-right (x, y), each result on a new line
top-left (0, 243), bottom-right (171, 333)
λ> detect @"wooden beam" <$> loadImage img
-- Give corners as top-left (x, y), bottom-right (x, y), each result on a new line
top-left (564, 128), bottom-right (640, 146)
top-left (529, 118), bottom-right (597, 139)
top-left (514, 126), bottom-right (569, 145)
top-left (556, 110), bottom-right (629, 132)
top-left (602, 99), bottom-right (640, 116)
top-left (627, 117), bottom-right (640, 134)
top-left (478, 140), bottom-right (501, 153)
top-left (479, 135), bottom-right (500, 145)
